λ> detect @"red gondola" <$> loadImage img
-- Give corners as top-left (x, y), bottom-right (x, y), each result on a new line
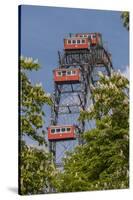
top-left (48, 125), bottom-right (77, 140)
top-left (64, 33), bottom-right (103, 50)
top-left (53, 68), bottom-right (80, 83)
top-left (64, 37), bottom-right (89, 50)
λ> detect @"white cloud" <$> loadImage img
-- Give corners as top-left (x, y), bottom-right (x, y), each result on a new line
top-left (121, 65), bottom-right (129, 80)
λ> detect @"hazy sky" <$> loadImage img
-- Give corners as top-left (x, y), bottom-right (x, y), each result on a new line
top-left (20, 5), bottom-right (129, 146)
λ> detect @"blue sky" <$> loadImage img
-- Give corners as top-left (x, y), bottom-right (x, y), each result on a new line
top-left (20, 5), bottom-right (129, 145)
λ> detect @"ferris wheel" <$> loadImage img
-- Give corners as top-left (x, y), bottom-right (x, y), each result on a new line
top-left (48, 33), bottom-right (113, 168)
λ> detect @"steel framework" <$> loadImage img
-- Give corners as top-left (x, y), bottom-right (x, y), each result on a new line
top-left (49, 44), bottom-right (113, 168)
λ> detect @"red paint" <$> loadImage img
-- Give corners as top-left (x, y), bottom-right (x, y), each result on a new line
top-left (48, 125), bottom-right (76, 140)
top-left (53, 68), bottom-right (80, 82)
top-left (64, 38), bottom-right (89, 50)
top-left (64, 43), bottom-right (89, 50)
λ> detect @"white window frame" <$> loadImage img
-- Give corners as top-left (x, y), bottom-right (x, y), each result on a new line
top-left (51, 129), bottom-right (55, 134)
top-left (57, 71), bottom-right (62, 76)
top-left (72, 40), bottom-right (76, 44)
top-left (56, 128), bottom-right (61, 133)
top-left (61, 128), bottom-right (66, 132)
top-left (91, 34), bottom-right (96, 39)
top-left (67, 40), bottom-right (71, 44)
top-left (62, 70), bottom-right (66, 76)
top-left (71, 70), bottom-right (77, 75)
top-left (82, 39), bottom-right (86, 44)
top-left (66, 70), bottom-right (71, 76)
top-left (67, 39), bottom-right (86, 45)
top-left (77, 39), bottom-right (81, 44)
top-left (66, 127), bottom-right (71, 132)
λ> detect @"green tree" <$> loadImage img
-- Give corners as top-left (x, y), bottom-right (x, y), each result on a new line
top-left (121, 11), bottom-right (129, 30)
top-left (19, 56), bottom-right (55, 195)
top-left (55, 71), bottom-right (129, 192)
top-left (20, 56), bottom-right (52, 145)
top-left (20, 143), bottom-right (56, 195)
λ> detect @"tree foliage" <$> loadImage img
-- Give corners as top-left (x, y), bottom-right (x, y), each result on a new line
top-left (20, 56), bottom-right (52, 145)
top-left (19, 56), bottom-right (55, 195)
top-left (121, 11), bottom-right (129, 31)
top-left (54, 71), bottom-right (129, 192)
top-left (20, 143), bottom-right (56, 195)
